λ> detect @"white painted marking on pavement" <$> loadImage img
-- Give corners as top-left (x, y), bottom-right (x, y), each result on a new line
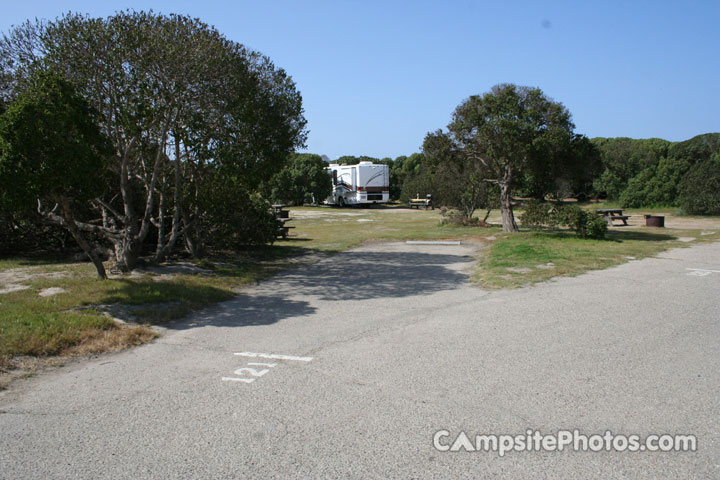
top-left (222, 377), bottom-right (255, 383)
top-left (686, 268), bottom-right (720, 276)
top-left (234, 367), bottom-right (269, 377)
top-left (234, 352), bottom-right (314, 362)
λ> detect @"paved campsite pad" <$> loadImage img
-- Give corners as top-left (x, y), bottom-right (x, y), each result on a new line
top-left (1, 240), bottom-right (720, 478)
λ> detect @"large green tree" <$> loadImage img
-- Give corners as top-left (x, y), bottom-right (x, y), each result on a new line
top-left (426, 84), bottom-right (575, 232)
top-left (0, 72), bottom-right (112, 278)
top-left (267, 153), bottom-right (332, 205)
top-left (0, 12), bottom-right (306, 270)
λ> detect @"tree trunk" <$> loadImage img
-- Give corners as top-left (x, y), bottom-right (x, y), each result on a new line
top-left (499, 181), bottom-right (519, 232)
top-left (154, 133), bottom-right (184, 264)
top-left (58, 197), bottom-right (107, 279)
top-left (155, 175), bottom-right (166, 260)
top-left (483, 209), bottom-right (492, 223)
top-left (113, 237), bottom-right (140, 272)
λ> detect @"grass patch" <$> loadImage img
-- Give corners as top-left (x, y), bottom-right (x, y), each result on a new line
top-left (0, 259), bottom-right (267, 369)
top-left (1, 311), bottom-right (113, 358)
top-left (479, 228), bottom-right (720, 289)
top-left (0, 308), bottom-right (156, 371)
top-left (279, 206), bottom-right (500, 252)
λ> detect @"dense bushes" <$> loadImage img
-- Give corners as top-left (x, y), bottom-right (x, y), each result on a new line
top-left (558, 205), bottom-right (608, 239)
top-left (619, 156), bottom-right (691, 208)
top-left (592, 137), bottom-right (671, 201)
top-left (266, 153), bottom-right (332, 205)
top-left (594, 134), bottom-right (720, 208)
top-left (199, 181), bottom-right (278, 252)
top-left (678, 158), bottom-right (720, 215)
top-left (520, 202), bottom-right (607, 239)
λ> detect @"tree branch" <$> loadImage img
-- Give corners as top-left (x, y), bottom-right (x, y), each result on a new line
top-left (93, 197), bottom-right (124, 221)
top-left (38, 199), bottom-right (124, 240)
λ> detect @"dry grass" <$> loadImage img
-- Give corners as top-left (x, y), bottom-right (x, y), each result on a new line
top-left (62, 324), bottom-right (158, 356)
top-left (0, 322), bottom-right (156, 390)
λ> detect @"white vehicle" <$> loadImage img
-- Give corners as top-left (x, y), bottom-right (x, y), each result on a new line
top-left (325, 161), bottom-right (390, 206)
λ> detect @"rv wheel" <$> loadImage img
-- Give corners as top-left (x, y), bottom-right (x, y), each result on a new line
top-left (337, 196), bottom-right (345, 207)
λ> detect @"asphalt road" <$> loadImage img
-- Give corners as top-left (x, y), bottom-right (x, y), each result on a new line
top-left (2, 241), bottom-right (719, 479)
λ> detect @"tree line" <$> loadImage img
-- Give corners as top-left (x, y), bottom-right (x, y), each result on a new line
top-left (335, 89), bottom-right (720, 230)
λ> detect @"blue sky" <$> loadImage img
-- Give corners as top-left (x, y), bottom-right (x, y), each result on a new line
top-left (2, 1), bottom-right (719, 159)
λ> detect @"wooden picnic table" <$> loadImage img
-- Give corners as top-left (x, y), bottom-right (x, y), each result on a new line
top-left (408, 195), bottom-right (433, 210)
top-left (272, 205), bottom-right (295, 238)
top-left (595, 208), bottom-right (630, 226)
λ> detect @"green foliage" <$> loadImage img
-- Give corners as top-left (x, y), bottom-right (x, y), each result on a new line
top-left (421, 129), bottom-right (501, 219)
top-left (199, 173), bottom-right (277, 250)
top-left (430, 83), bottom-right (576, 232)
top-left (0, 71), bottom-right (111, 210)
top-left (667, 133), bottom-right (720, 164)
top-left (519, 201), bottom-right (560, 229)
top-left (619, 156), bottom-right (691, 208)
top-left (335, 155), bottom-right (379, 165)
top-left (593, 134), bottom-right (719, 209)
top-left (520, 202), bottom-right (606, 239)
top-left (520, 134), bottom-right (601, 200)
top-left (399, 166), bottom-right (434, 203)
top-left (557, 205), bottom-right (607, 239)
top-left (1, 11), bottom-right (307, 268)
top-left (592, 137), bottom-right (671, 200)
top-left (388, 153), bottom-right (424, 200)
top-left (678, 157), bottom-right (720, 215)
top-left (267, 153), bottom-right (332, 205)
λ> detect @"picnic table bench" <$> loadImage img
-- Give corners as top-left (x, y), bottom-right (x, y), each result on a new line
top-left (408, 195), bottom-right (433, 210)
top-left (273, 205), bottom-right (295, 238)
top-left (595, 208), bottom-right (630, 226)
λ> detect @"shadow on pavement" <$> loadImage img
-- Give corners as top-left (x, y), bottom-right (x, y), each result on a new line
top-left (259, 250), bottom-right (474, 301)
top-left (165, 249), bottom-right (473, 330)
top-left (168, 295), bottom-right (317, 329)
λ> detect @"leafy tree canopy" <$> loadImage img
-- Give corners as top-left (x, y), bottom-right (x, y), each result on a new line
top-left (0, 71), bottom-right (112, 277)
top-left (428, 84), bottom-right (576, 232)
top-left (267, 153), bottom-right (332, 205)
top-left (0, 11), bottom-right (307, 269)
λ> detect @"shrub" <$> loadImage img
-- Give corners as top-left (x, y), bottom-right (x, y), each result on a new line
top-left (197, 172), bottom-right (278, 253)
top-left (439, 207), bottom-right (490, 227)
top-left (519, 201), bottom-right (559, 229)
top-left (678, 158), bottom-right (720, 215)
top-left (521, 202), bottom-right (606, 239)
top-left (585, 214), bottom-right (609, 239)
top-left (205, 192), bottom-right (278, 249)
top-left (557, 205), bottom-right (607, 239)
top-left (267, 153), bottom-right (332, 206)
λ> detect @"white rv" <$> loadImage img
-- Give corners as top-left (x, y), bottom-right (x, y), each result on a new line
top-left (325, 161), bottom-right (390, 206)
